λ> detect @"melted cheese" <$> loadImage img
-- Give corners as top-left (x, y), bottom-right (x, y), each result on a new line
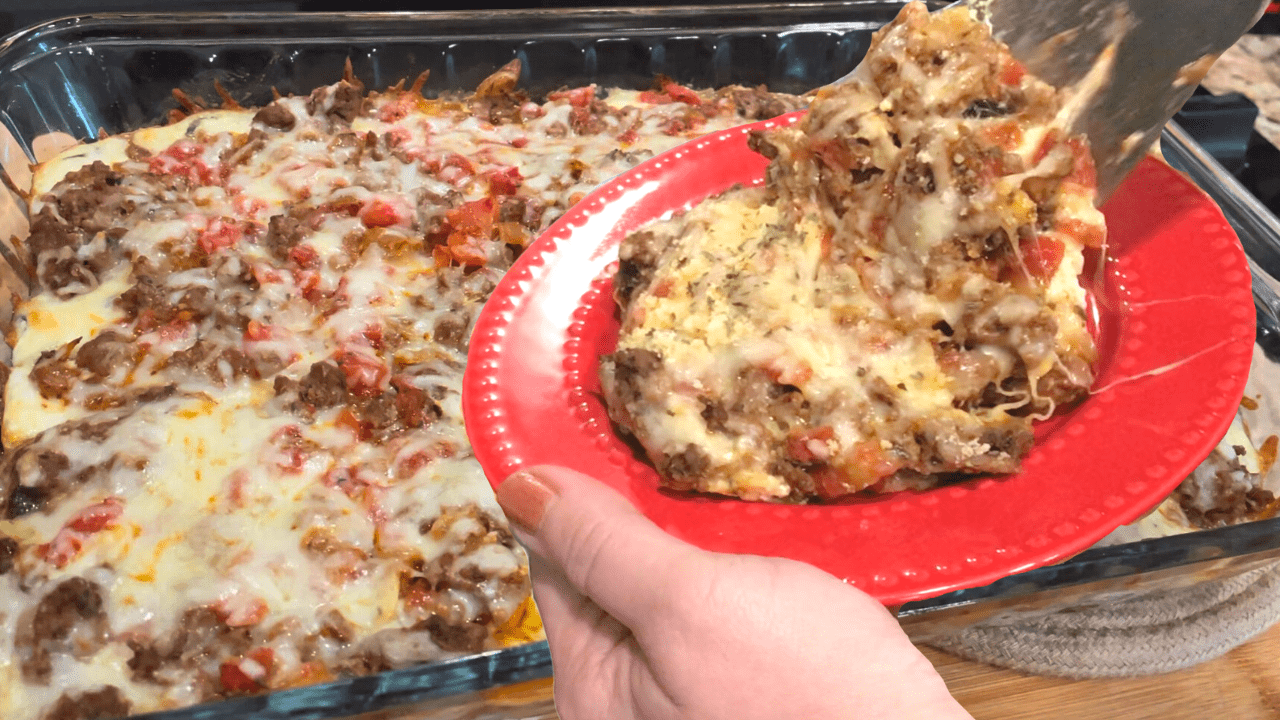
top-left (2, 72), bottom-right (798, 719)
top-left (4, 272), bottom-right (131, 446)
top-left (603, 2), bottom-right (1103, 501)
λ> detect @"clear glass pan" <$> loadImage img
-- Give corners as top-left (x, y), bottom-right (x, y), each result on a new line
top-left (0, 3), bottom-right (1275, 717)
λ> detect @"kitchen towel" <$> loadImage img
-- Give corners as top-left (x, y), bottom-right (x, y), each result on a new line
top-left (929, 560), bottom-right (1280, 678)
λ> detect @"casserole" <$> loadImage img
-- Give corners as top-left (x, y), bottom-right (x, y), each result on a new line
top-left (0, 4), bottom-right (1276, 717)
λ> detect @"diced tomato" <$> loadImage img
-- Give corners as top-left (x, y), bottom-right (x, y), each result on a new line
top-left (39, 533), bottom-right (85, 569)
top-left (983, 120), bottom-right (1023, 151)
top-left (764, 358), bottom-right (813, 386)
top-left (215, 595), bottom-right (269, 627)
top-left (638, 79), bottom-right (701, 106)
top-left (446, 235), bottom-right (488, 266)
top-left (787, 427), bottom-right (835, 464)
top-left (274, 445), bottom-right (307, 474)
top-left (198, 217), bottom-right (243, 254)
top-left (232, 193), bottom-right (268, 217)
top-left (849, 442), bottom-right (903, 489)
top-left (149, 139), bottom-right (221, 186)
top-left (430, 197), bottom-right (498, 268)
top-left (999, 56), bottom-right (1027, 86)
top-left (1056, 217), bottom-right (1106, 248)
top-left (814, 444), bottom-right (904, 499)
top-left (251, 264), bottom-right (283, 286)
top-left (40, 497), bottom-right (126, 568)
top-left (511, 136), bottom-right (529, 149)
top-left (316, 198), bottom-right (363, 219)
top-left (548, 86), bottom-right (596, 108)
top-left (443, 153), bottom-right (476, 175)
top-left (271, 425), bottom-right (302, 444)
top-left (249, 647), bottom-right (275, 673)
top-left (334, 410), bottom-right (365, 440)
top-left (294, 269), bottom-right (323, 303)
top-left (226, 469), bottom-right (251, 507)
top-left (1031, 130), bottom-right (1060, 166)
top-left (359, 322), bottom-right (385, 350)
top-left (66, 498), bottom-right (124, 533)
top-left (243, 320), bottom-right (275, 342)
top-left (220, 661), bottom-right (261, 693)
top-left (360, 198), bottom-right (405, 228)
top-left (660, 112), bottom-right (706, 136)
top-left (335, 350), bottom-right (389, 396)
top-left (1063, 137), bottom-right (1098, 189)
top-left (156, 319), bottom-right (191, 343)
top-left (323, 465), bottom-right (371, 500)
top-left (812, 467), bottom-right (858, 500)
top-left (618, 128), bottom-right (639, 145)
top-left (162, 139), bottom-right (203, 162)
top-left (661, 81), bottom-right (702, 106)
top-left (1021, 235), bottom-right (1066, 279)
top-left (379, 95), bottom-right (416, 123)
top-left (486, 166), bottom-right (523, 196)
top-left (288, 244), bottom-right (319, 268)
top-left (395, 449), bottom-right (435, 479)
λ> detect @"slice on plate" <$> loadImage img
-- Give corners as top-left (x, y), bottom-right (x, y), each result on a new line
top-left (600, 2), bottom-right (1105, 502)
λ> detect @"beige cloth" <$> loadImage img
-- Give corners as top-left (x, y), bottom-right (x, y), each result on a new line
top-left (929, 561), bottom-right (1280, 678)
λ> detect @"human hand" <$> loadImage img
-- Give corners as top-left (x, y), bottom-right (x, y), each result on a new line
top-left (495, 465), bottom-right (974, 720)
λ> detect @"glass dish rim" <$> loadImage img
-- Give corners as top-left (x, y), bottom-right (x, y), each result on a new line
top-left (0, 3), bottom-right (1276, 715)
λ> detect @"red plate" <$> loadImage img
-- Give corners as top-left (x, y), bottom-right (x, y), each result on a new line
top-left (463, 111), bottom-right (1256, 605)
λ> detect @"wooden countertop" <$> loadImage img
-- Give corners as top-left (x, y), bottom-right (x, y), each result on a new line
top-left (381, 626), bottom-right (1280, 720)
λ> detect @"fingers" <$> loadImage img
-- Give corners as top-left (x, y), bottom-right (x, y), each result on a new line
top-left (525, 554), bottom-right (627, 668)
top-left (496, 464), bottom-right (705, 632)
top-left (524, 555), bottom-right (650, 720)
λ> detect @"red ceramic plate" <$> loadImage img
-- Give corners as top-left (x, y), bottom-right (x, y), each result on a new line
top-left (463, 111), bottom-right (1256, 605)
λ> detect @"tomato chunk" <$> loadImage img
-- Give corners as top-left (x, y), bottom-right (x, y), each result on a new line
top-left (67, 497), bottom-right (125, 533)
top-left (220, 660), bottom-right (265, 693)
top-left (360, 198), bottom-right (405, 228)
top-left (787, 426), bottom-right (835, 464)
top-left (198, 217), bottom-right (243, 254)
top-left (548, 86), bottom-right (596, 108)
top-left (1021, 235), bottom-right (1066, 279)
top-left (1063, 137), bottom-right (1097, 189)
top-left (486, 167), bottom-right (523, 196)
top-left (1056, 217), bottom-right (1106, 248)
top-left (335, 349), bottom-right (389, 396)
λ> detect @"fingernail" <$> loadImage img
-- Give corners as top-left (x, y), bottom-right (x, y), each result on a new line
top-left (496, 469), bottom-right (558, 532)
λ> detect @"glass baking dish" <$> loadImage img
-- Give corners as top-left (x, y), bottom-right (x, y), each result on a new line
top-left (0, 3), bottom-right (1277, 718)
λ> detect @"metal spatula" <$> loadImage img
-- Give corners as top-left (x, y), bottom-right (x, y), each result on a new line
top-left (977, 0), bottom-right (1268, 201)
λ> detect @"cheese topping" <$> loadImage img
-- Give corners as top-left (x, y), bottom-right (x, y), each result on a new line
top-left (0, 65), bottom-right (807, 718)
top-left (601, 3), bottom-right (1103, 501)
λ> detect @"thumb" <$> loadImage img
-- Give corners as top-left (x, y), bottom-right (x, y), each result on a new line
top-left (495, 464), bottom-right (706, 631)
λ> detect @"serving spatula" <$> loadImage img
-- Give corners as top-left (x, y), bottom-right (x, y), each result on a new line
top-left (975, 0), bottom-right (1268, 201)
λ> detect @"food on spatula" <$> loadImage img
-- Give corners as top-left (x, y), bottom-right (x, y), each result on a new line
top-left (600, 2), bottom-right (1103, 502)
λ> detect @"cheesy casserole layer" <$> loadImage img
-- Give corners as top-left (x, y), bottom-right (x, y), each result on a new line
top-left (0, 65), bottom-right (803, 719)
top-left (601, 3), bottom-right (1104, 501)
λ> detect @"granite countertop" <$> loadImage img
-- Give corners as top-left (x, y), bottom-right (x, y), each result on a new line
top-left (1205, 34), bottom-right (1280, 147)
